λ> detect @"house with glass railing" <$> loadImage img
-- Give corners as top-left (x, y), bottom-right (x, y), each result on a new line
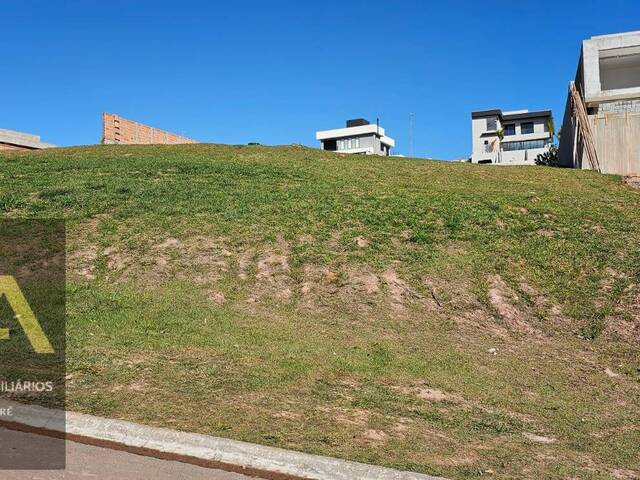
top-left (470, 109), bottom-right (554, 165)
top-left (316, 118), bottom-right (395, 156)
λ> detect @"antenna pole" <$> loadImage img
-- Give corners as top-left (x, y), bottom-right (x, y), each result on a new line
top-left (409, 112), bottom-right (414, 158)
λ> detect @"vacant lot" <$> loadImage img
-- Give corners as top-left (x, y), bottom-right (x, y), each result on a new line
top-left (1, 144), bottom-right (639, 479)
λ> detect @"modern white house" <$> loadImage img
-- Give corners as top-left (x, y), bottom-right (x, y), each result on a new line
top-left (470, 109), bottom-right (554, 165)
top-left (316, 118), bottom-right (395, 156)
top-left (558, 31), bottom-right (640, 175)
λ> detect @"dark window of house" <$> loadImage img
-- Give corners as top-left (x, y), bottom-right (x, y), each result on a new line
top-left (323, 139), bottom-right (337, 151)
top-left (504, 124), bottom-right (515, 136)
top-left (486, 117), bottom-right (498, 131)
top-left (521, 122), bottom-right (534, 134)
top-left (501, 138), bottom-right (551, 151)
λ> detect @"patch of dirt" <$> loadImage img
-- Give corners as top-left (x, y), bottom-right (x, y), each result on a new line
top-left (535, 229), bottom-right (555, 237)
top-left (327, 231), bottom-right (340, 249)
top-left (416, 387), bottom-right (450, 402)
top-left (70, 232), bottom-right (233, 286)
top-left (299, 264), bottom-right (327, 297)
top-left (361, 429), bottom-right (388, 446)
top-left (298, 234), bottom-right (314, 245)
top-left (604, 367), bottom-right (621, 378)
top-left (600, 268), bottom-right (627, 293)
top-left (382, 269), bottom-right (420, 310)
top-left (522, 432), bottom-right (556, 444)
top-left (390, 420), bottom-right (412, 436)
top-left (623, 175), bottom-right (640, 188)
top-left (104, 247), bottom-right (129, 272)
top-left (391, 382), bottom-right (462, 404)
top-left (256, 253), bottom-right (289, 279)
top-left (602, 283), bottom-right (640, 342)
top-left (518, 281), bottom-right (570, 328)
top-left (322, 406), bottom-right (370, 428)
top-left (297, 264), bottom-right (437, 316)
top-left (487, 275), bottom-right (536, 335)
top-left (455, 308), bottom-right (510, 339)
top-left (611, 468), bottom-right (640, 479)
top-left (208, 291), bottom-right (226, 305)
top-left (272, 411), bottom-right (302, 420)
top-left (237, 250), bottom-right (254, 280)
top-left (124, 353), bottom-right (150, 366)
top-left (254, 251), bottom-right (293, 301)
top-left (392, 230), bottom-right (418, 250)
top-left (155, 238), bottom-right (181, 249)
top-left (111, 380), bottom-right (147, 393)
top-left (68, 246), bottom-right (98, 280)
top-left (445, 245), bottom-right (467, 255)
top-left (355, 236), bottom-right (369, 248)
top-left (348, 271), bottom-right (380, 295)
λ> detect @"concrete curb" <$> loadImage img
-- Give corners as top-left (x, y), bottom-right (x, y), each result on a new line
top-left (0, 401), bottom-right (445, 480)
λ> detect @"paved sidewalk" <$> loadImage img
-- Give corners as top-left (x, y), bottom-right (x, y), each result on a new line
top-left (0, 427), bottom-right (253, 480)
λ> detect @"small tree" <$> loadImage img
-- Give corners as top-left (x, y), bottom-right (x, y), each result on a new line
top-left (535, 119), bottom-right (561, 166)
top-left (547, 118), bottom-right (555, 140)
top-left (535, 144), bottom-right (559, 166)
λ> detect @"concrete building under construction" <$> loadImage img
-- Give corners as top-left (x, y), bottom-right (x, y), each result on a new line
top-left (559, 31), bottom-right (640, 176)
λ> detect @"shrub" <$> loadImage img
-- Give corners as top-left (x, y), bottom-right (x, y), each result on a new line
top-left (535, 145), bottom-right (559, 167)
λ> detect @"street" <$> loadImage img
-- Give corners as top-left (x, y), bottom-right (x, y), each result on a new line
top-left (0, 427), bottom-right (253, 479)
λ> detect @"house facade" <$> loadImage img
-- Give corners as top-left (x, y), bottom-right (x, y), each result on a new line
top-left (558, 31), bottom-right (640, 175)
top-left (316, 119), bottom-right (395, 156)
top-left (471, 109), bottom-right (553, 165)
top-left (0, 128), bottom-right (55, 152)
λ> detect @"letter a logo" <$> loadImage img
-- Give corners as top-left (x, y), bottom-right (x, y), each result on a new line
top-left (0, 276), bottom-right (54, 354)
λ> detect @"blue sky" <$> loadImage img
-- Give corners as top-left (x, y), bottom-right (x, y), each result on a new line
top-left (3, 0), bottom-right (639, 159)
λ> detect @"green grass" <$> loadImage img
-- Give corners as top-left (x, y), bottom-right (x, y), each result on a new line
top-left (1, 144), bottom-right (639, 479)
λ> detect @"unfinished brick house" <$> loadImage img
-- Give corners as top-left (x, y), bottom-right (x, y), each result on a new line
top-left (101, 113), bottom-right (198, 145)
top-left (0, 128), bottom-right (56, 152)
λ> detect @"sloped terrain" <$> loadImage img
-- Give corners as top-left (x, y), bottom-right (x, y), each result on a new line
top-left (1, 144), bottom-right (639, 479)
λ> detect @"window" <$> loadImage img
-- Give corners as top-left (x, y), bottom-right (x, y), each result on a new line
top-left (504, 124), bottom-right (516, 136)
top-left (486, 117), bottom-right (498, 131)
top-left (501, 139), bottom-right (551, 151)
top-left (337, 137), bottom-right (361, 151)
top-left (520, 122), bottom-right (534, 134)
top-left (599, 46), bottom-right (640, 91)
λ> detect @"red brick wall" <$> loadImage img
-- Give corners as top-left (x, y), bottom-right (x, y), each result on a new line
top-left (0, 143), bottom-right (34, 152)
top-left (102, 113), bottom-right (198, 145)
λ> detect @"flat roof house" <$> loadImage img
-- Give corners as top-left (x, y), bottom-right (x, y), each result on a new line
top-left (0, 128), bottom-right (55, 152)
top-left (558, 31), bottom-right (640, 175)
top-left (471, 109), bottom-right (553, 165)
top-left (316, 119), bottom-right (395, 156)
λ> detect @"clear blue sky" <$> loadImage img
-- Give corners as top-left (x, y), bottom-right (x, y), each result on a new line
top-left (3, 0), bottom-right (639, 159)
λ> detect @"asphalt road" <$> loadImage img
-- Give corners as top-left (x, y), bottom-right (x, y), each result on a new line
top-left (0, 427), bottom-right (254, 479)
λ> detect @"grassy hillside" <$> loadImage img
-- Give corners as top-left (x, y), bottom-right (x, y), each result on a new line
top-left (1, 144), bottom-right (639, 479)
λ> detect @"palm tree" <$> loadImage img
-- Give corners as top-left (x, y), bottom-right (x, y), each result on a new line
top-left (547, 118), bottom-right (556, 142)
top-left (494, 128), bottom-right (504, 164)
